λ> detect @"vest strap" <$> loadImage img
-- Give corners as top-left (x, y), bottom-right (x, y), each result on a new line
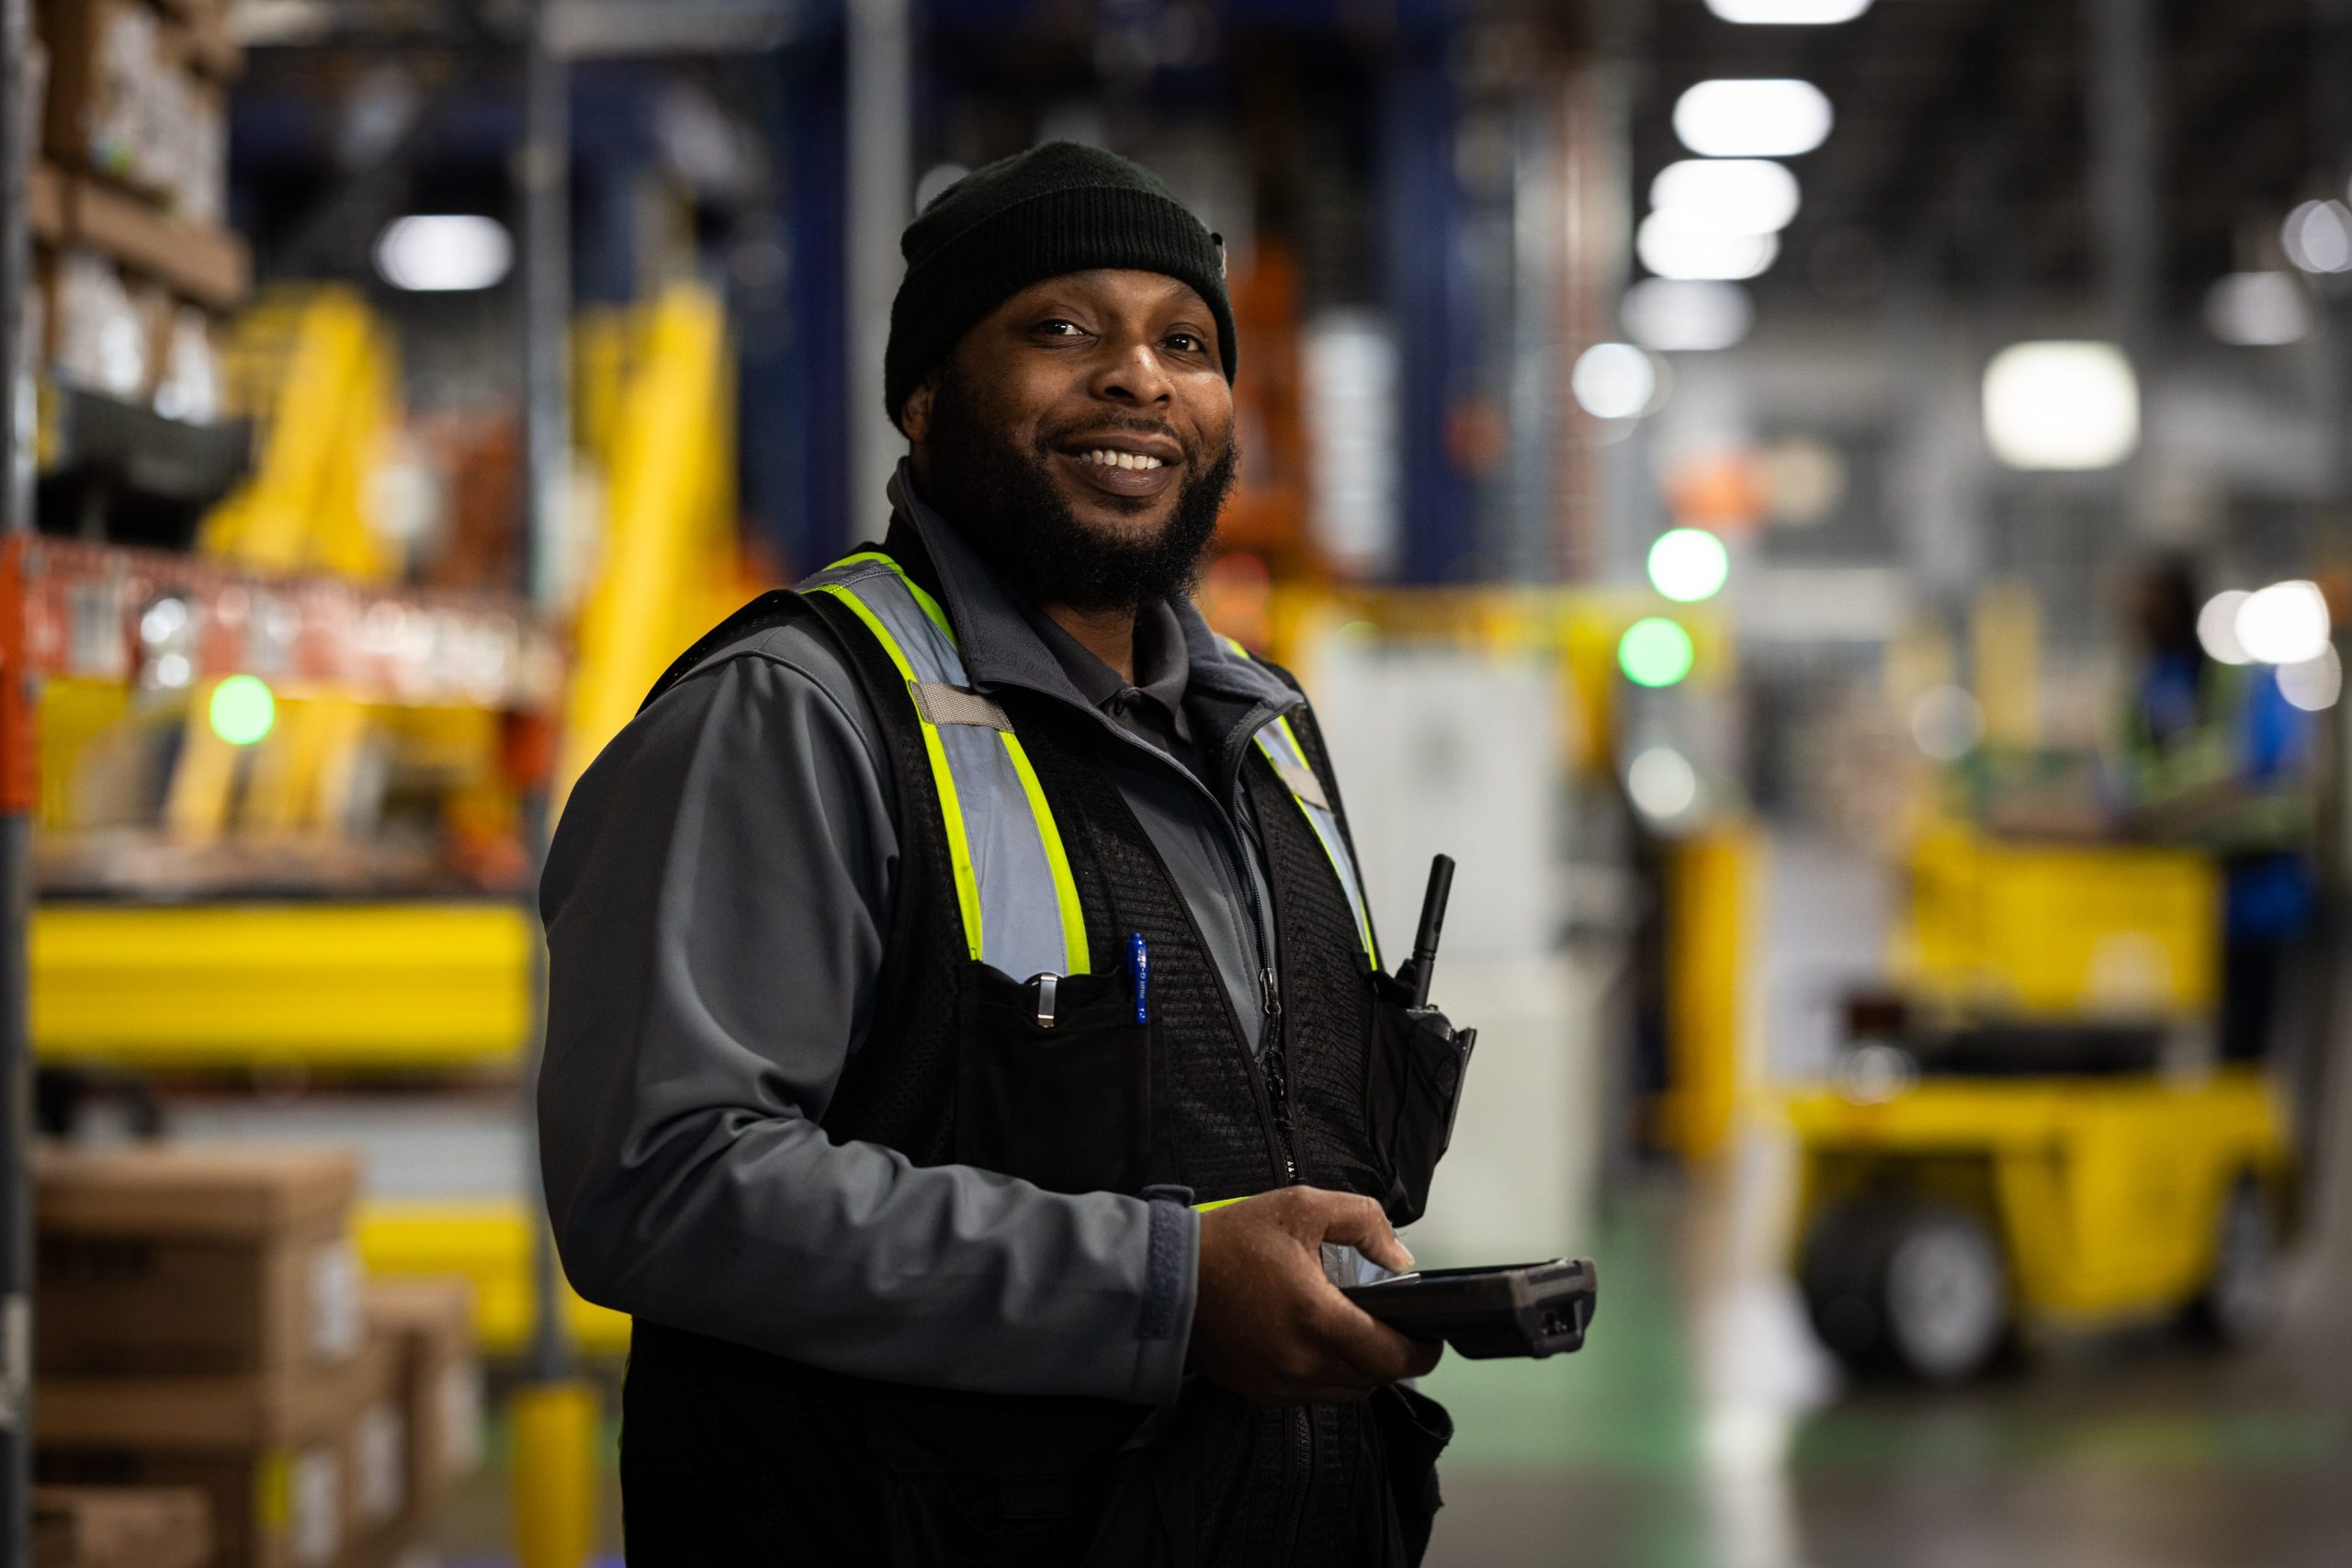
top-left (802, 554), bottom-right (1091, 978)
top-left (1222, 638), bottom-right (1381, 968)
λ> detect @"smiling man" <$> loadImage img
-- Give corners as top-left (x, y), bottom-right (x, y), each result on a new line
top-left (538, 142), bottom-right (1460, 1566)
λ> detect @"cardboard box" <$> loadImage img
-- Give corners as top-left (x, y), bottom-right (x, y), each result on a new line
top-left (39, 0), bottom-right (236, 185)
top-left (37, 1146), bottom-right (363, 1380)
top-left (38, 1335), bottom-right (396, 1568)
top-left (29, 162), bottom-right (69, 244)
top-left (360, 1278), bottom-right (481, 1519)
top-left (63, 176), bottom-right (247, 312)
top-left (32, 1485), bottom-right (211, 1568)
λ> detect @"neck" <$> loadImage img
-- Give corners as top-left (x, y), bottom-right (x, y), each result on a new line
top-left (1042, 604), bottom-right (1140, 682)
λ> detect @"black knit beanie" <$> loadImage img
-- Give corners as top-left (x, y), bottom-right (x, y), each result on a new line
top-left (884, 141), bottom-right (1237, 431)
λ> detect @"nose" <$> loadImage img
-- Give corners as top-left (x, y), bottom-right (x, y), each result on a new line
top-left (1090, 335), bottom-right (1174, 409)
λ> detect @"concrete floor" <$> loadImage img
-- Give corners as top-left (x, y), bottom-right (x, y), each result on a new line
top-left (413, 1152), bottom-right (2352, 1568)
top-left (1419, 1179), bottom-right (2352, 1568)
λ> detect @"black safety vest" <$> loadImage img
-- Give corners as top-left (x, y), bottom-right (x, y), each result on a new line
top-left (617, 547), bottom-right (1450, 1568)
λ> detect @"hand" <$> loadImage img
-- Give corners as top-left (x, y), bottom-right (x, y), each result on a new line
top-left (1186, 1187), bottom-right (1443, 1405)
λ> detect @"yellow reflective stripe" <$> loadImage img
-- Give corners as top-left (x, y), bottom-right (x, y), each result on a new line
top-left (997, 731), bottom-right (1092, 976)
top-left (1193, 1195), bottom-right (1253, 1213)
top-left (812, 582), bottom-right (984, 961)
top-left (823, 551), bottom-right (955, 646)
top-left (1263, 717), bottom-right (1379, 967)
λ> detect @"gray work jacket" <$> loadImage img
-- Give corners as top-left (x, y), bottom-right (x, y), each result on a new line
top-left (537, 466), bottom-right (1306, 1406)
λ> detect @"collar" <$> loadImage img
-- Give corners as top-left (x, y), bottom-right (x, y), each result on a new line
top-left (881, 459), bottom-right (1296, 716)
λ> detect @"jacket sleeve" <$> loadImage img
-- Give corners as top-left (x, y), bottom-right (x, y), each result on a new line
top-left (536, 638), bottom-right (1196, 1403)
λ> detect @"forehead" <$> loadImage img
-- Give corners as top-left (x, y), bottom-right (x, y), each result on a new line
top-left (995, 268), bottom-right (1211, 317)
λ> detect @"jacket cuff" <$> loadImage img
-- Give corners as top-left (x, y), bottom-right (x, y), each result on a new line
top-left (1132, 1187), bottom-right (1199, 1403)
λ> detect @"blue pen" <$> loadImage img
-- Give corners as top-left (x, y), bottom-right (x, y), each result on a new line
top-left (1128, 932), bottom-right (1149, 1024)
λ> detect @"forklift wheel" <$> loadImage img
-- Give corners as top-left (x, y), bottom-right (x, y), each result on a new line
top-left (1802, 1200), bottom-right (2009, 1382)
top-left (2187, 1178), bottom-right (2281, 1348)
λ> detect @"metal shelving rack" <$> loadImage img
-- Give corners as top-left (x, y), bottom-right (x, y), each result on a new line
top-left (1, 0), bottom-right (36, 1557)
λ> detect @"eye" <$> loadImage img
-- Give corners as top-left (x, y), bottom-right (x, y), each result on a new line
top-left (1163, 331), bottom-right (1207, 354)
top-left (1032, 318), bottom-right (1086, 338)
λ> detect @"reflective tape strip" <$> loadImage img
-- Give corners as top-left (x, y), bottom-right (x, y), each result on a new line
top-left (1194, 1195), bottom-right (1252, 1212)
top-left (1223, 640), bottom-right (1381, 968)
top-left (998, 733), bottom-right (1092, 976)
top-left (802, 554), bottom-right (1091, 976)
top-left (809, 582), bottom-right (986, 961)
top-left (1254, 717), bottom-right (1379, 967)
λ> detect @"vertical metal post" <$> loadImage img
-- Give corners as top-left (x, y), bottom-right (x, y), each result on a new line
top-left (2087, 0), bottom-right (2157, 535)
top-left (522, 2), bottom-right (572, 616)
top-left (2087, 0), bottom-right (2159, 344)
top-left (517, 0), bottom-right (574, 1389)
top-left (511, 12), bottom-right (598, 1568)
top-left (846, 0), bottom-right (912, 525)
top-left (0, 0), bottom-right (33, 1555)
top-left (1555, 2), bottom-right (1633, 585)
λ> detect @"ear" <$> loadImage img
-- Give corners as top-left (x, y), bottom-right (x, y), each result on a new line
top-left (899, 371), bottom-right (941, 446)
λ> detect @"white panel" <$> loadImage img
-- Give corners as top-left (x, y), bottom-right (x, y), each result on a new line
top-left (1307, 641), bottom-right (1564, 963)
top-left (1304, 638), bottom-right (1594, 1258)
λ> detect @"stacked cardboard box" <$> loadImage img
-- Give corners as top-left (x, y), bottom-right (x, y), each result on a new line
top-left (363, 1277), bottom-right (484, 1538)
top-left (33, 1485), bottom-right (211, 1568)
top-left (30, 0), bottom-right (245, 419)
top-left (30, 1147), bottom-right (439, 1568)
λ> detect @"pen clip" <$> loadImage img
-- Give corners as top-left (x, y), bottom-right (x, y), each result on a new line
top-left (1030, 972), bottom-right (1060, 1030)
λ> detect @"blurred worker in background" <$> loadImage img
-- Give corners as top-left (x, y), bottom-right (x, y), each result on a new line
top-left (2122, 558), bottom-right (2320, 1062)
top-left (537, 142), bottom-right (1464, 1565)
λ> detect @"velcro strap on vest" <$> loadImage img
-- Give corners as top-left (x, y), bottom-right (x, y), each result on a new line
top-left (910, 681), bottom-right (1012, 731)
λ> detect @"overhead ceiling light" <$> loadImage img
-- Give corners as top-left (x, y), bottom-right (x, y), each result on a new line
top-left (1637, 214), bottom-right (1780, 281)
top-left (2235, 580), bottom-right (2331, 666)
top-left (1647, 528), bottom-right (1731, 602)
top-left (2197, 591), bottom-right (2253, 664)
top-left (2282, 200), bottom-right (2352, 275)
top-left (374, 214), bottom-right (514, 292)
top-left (1673, 80), bottom-right (1834, 158)
top-left (2203, 272), bottom-right (2314, 346)
top-left (1626, 746), bottom-right (1701, 820)
top-left (1650, 159), bottom-right (1802, 235)
top-left (1623, 278), bottom-right (1753, 351)
top-left (1981, 341), bottom-right (2138, 470)
top-left (1705, 0), bottom-right (1872, 20)
top-left (1571, 343), bottom-right (1659, 420)
top-left (2279, 646), bottom-right (2343, 712)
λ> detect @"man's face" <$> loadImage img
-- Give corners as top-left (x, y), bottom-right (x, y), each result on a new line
top-left (905, 268), bottom-right (1238, 611)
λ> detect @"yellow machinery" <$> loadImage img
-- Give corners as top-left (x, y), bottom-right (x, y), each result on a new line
top-left (1785, 829), bottom-right (2297, 1381)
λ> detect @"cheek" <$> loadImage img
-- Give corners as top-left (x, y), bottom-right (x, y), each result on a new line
top-left (1182, 383), bottom-right (1237, 456)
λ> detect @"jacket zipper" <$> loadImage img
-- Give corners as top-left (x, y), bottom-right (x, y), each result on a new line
top-left (1220, 715), bottom-right (1297, 1188)
top-left (1089, 698), bottom-right (1300, 1189)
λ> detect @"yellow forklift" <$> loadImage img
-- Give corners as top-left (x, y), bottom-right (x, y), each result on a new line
top-left (1786, 829), bottom-right (2300, 1381)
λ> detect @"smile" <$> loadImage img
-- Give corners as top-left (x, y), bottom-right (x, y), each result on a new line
top-left (1077, 449), bottom-right (1165, 471)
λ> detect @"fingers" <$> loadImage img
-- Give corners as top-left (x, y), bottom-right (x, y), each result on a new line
top-left (1315, 1294), bottom-right (1442, 1386)
top-left (1306, 1190), bottom-right (1415, 1275)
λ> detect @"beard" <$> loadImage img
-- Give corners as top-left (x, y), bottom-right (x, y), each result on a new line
top-left (920, 365), bottom-right (1238, 613)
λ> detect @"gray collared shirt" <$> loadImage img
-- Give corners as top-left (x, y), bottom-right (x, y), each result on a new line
top-left (537, 463), bottom-right (1301, 1405)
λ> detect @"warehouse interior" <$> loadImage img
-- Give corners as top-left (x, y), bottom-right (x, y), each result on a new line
top-left (3, 0), bottom-right (2350, 1563)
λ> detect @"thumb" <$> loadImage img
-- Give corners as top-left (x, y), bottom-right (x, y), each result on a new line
top-left (1311, 1192), bottom-right (1415, 1275)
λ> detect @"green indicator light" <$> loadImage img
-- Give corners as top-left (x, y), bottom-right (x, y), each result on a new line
top-left (1647, 527), bottom-right (1730, 603)
top-left (1619, 618), bottom-right (1695, 687)
top-left (209, 675), bottom-right (277, 746)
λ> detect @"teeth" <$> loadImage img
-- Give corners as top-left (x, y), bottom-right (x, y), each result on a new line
top-left (1081, 449), bottom-right (1163, 470)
